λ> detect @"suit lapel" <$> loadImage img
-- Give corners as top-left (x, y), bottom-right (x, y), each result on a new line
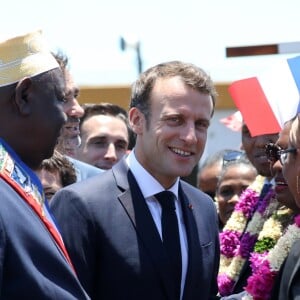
top-left (114, 161), bottom-right (176, 300)
top-left (284, 239), bottom-right (300, 296)
top-left (179, 184), bottom-right (203, 300)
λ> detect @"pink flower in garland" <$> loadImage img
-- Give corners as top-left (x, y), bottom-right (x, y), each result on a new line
top-left (218, 274), bottom-right (235, 296)
top-left (243, 213), bottom-right (300, 300)
top-left (294, 214), bottom-right (300, 226)
top-left (218, 185), bottom-right (277, 297)
top-left (249, 252), bottom-right (268, 273)
top-left (219, 188), bottom-right (260, 261)
top-left (246, 262), bottom-right (276, 300)
top-left (235, 189), bottom-right (259, 218)
top-left (220, 230), bottom-right (241, 257)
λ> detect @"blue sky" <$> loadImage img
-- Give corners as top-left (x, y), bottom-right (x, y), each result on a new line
top-left (2, 0), bottom-right (300, 86)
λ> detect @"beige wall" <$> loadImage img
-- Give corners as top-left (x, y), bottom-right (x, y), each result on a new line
top-left (78, 83), bottom-right (235, 110)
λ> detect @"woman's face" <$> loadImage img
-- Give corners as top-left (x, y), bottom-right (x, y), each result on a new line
top-left (216, 164), bottom-right (257, 226)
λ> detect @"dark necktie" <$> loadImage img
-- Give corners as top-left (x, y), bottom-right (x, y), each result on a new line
top-left (155, 191), bottom-right (182, 299)
top-left (260, 183), bottom-right (272, 199)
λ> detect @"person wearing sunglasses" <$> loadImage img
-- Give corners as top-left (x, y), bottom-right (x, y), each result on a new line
top-left (281, 116), bottom-right (300, 208)
top-left (265, 143), bottom-right (297, 167)
top-left (265, 125), bottom-right (299, 212)
top-left (272, 115), bottom-right (300, 300)
top-left (220, 118), bottom-right (300, 300)
top-left (264, 117), bottom-right (300, 300)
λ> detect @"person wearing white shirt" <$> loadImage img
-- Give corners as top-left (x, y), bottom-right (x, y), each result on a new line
top-left (51, 60), bottom-right (220, 300)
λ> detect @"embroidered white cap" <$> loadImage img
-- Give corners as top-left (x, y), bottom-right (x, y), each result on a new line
top-left (0, 30), bottom-right (59, 87)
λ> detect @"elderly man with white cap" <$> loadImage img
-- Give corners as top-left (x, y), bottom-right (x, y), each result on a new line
top-left (0, 30), bottom-right (90, 299)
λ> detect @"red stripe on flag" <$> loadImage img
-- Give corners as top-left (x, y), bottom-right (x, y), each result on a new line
top-left (228, 77), bottom-right (281, 136)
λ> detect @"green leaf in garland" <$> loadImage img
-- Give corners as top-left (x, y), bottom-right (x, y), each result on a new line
top-left (254, 237), bottom-right (276, 253)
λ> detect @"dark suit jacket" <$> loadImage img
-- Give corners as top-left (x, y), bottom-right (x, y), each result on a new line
top-left (51, 158), bottom-right (220, 300)
top-left (272, 239), bottom-right (300, 299)
top-left (0, 179), bottom-right (89, 299)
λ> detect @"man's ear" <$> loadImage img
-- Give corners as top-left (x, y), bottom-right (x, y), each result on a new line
top-left (129, 107), bottom-right (144, 134)
top-left (14, 77), bottom-right (33, 116)
top-left (297, 113), bottom-right (300, 128)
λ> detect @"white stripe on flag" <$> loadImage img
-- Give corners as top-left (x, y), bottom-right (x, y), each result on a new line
top-left (257, 60), bottom-right (299, 127)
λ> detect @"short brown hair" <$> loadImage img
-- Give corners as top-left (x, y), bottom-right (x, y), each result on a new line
top-left (39, 150), bottom-right (77, 187)
top-left (80, 102), bottom-right (136, 149)
top-left (130, 60), bottom-right (217, 127)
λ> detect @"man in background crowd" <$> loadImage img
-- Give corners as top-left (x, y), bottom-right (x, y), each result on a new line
top-left (53, 52), bottom-right (103, 180)
top-left (36, 150), bottom-right (77, 200)
top-left (75, 102), bottom-right (134, 169)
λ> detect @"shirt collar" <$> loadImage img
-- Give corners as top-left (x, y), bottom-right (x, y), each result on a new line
top-left (126, 149), bottom-right (179, 199)
top-left (0, 138), bottom-right (44, 195)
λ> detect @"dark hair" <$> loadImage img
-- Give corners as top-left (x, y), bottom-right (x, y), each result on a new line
top-left (81, 102), bottom-right (136, 149)
top-left (217, 155), bottom-right (257, 189)
top-left (130, 61), bottom-right (217, 128)
top-left (39, 150), bottom-right (77, 187)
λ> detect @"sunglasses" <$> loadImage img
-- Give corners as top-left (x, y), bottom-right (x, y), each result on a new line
top-left (265, 143), bottom-right (297, 165)
top-left (222, 150), bottom-right (245, 166)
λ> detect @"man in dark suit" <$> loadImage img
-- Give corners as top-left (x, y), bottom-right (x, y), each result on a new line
top-left (51, 60), bottom-right (220, 300)
top-left (0, 30), bottom-right (89, 298)
top-left (276, 239), bottom-right (300, 299)
top-left (274, 115), bottom-right (300, 300)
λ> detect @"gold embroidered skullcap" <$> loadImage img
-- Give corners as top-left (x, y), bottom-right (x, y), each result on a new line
top-left (0, 30), bottom-right (59, 87)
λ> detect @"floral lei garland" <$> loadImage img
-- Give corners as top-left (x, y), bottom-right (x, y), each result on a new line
top-left (242, 213), bottom-right (300, 300)
top-left (218, 175), bottom-right (279, 296)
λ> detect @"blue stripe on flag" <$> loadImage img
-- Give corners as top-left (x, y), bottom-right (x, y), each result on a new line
top-left (297, 101), bottom-right (300, 114)
top-left (287, 56), bottom-right (300, 93)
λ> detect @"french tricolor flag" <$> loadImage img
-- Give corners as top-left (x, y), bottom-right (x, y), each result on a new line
top-left (228, 55), bottom-right (300, 136)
